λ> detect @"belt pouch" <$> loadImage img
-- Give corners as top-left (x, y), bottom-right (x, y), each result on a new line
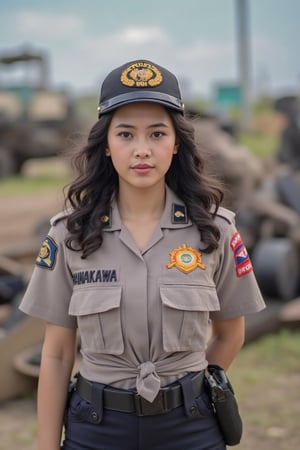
top-left (178, 374), bottom-right (202, 419)
top-left (88, 383), bottom-right (104, 424)
top-left (74, 379), bottom-right (104, 425)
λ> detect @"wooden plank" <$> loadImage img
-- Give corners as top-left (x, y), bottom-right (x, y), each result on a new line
top-left (279, 297), bottom-right (300, 327)
top-left (245, 300), bottom-right (282, 343)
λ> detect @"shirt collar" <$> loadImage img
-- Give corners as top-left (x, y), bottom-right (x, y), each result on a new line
top-left (103, 185), bottom-right (192, 231)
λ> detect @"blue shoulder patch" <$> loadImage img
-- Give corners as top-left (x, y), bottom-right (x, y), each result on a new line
top-left (35, 236), bottom-right (58, 270)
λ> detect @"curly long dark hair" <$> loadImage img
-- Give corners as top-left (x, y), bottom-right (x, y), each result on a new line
top-left (61, 109), bottom-right (224, 258)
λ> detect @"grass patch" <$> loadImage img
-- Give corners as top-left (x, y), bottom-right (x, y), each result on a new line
top-left (238, 133), bottom-right (279, 157)
top-left (0, 158), bottom-right (71, 197)
top-left (228, 329), bottom-right (300, 449)
top-left (229, 328), bottom-right (300, 384)
top-left (0, 174), bottom-right (68, 196)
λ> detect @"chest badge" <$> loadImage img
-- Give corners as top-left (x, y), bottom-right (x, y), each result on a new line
top-left (166, 243), bottom-right (206, 274)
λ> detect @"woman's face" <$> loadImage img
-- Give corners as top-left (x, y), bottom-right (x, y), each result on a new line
top-left (107, 102), bottom-right (178, 191)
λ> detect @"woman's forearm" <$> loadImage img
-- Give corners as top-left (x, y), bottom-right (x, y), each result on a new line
top-left (37, 353), bottom-right (74, 450)
top-left (37, 324), bottom-right (77, 450)
top-left (206, 316), bottom-right (245, 371)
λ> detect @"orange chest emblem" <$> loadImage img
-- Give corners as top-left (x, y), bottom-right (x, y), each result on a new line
top-left (166, 243), bottom-right (206, 274)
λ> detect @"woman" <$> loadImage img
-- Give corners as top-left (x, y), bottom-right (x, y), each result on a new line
top-left (20, 59), bottom-right (265, 450)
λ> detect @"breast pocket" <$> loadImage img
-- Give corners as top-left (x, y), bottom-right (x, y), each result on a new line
top-left (69, 287), bottom-right (124, 355)
top-left (160, 285), bottom-right (220, 352)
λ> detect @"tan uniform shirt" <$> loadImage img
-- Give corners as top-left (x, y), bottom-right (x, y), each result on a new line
top-left (20, 186), bottom-right (265, 401)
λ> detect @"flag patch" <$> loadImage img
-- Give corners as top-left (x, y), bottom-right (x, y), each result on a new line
top-left (230, 231), bottom-right (253, 277)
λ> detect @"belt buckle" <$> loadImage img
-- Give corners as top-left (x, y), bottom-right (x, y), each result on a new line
top-left (134, 389), bottom-right (168, 416)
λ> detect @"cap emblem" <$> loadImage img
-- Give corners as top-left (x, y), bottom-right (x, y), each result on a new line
top-left (121, 62), bottom-right (163, 88)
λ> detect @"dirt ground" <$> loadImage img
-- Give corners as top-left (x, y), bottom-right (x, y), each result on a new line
top-left (0, 395), bottom-right (37, 450)
top-left (0, 160), bottom-right (299, 450)
top-left (0, 161), bottom-right (66, 449)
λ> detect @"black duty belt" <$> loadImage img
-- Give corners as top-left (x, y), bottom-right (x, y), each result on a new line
top-left (76, 371), bottom-right (204, 417)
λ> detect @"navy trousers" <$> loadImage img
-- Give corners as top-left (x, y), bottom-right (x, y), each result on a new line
top-left (61, 375), bottom-right (226, 450)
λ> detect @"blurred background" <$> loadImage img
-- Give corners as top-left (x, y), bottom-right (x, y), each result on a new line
top-left (0, 1), bottom-right (300, 449)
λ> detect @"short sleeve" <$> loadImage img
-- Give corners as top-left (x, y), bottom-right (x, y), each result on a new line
top-left (210, 218), bottom-right (266, 320)
top-left (19, 219), bottom-right (77, 328)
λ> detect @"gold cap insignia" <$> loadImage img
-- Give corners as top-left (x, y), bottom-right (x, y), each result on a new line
top-left (121, 62), bottom-right (163, 88)
top-left (166, 243), bottom-right (206, 274)
top-left (36, 236), bottom-right (58, 270)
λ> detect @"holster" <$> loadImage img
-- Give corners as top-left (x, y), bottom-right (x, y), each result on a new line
top-left (205, 365), bottom-right (243, 446)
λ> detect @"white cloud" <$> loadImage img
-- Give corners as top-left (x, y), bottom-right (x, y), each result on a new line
top-left (54, 29), bottom-right (237, 97)
top-left (0, 7), bottom-right (299, 99)
top-left (47, 25), bottom-right (176, 91)
top-left (251, 35), bottom-right (299, 94)
top-left (121, 26), bottom-right (168, 45)
top-left (0, 10), bottom-right (239, 95)
top-left (14, 10), bottom-right (84, 40)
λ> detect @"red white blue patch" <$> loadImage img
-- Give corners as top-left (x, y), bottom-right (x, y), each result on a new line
top-left (230, 231), bottom-right (253, 277)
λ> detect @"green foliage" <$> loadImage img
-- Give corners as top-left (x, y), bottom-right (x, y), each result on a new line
top-left (238, 133), bottom-right (279, 156)
top-left (228, 328), bottom-right (300, 448)
top-left (0, 174), bottom-right (68, 196)
top-left (231, 329), bottom-right (300, 377)
top-left (0, 158), bottom-right (71, 196)
top-left (252, 95), bottom-right (274, 114)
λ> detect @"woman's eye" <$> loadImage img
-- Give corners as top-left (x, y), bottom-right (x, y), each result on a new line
top-left (118, 131), bottom-right (131, 138)
top-left (152, 131), bottom-right (164, 138)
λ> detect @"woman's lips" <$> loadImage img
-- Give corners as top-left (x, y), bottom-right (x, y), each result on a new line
top-left (131, 164), bottom-right (153, 174)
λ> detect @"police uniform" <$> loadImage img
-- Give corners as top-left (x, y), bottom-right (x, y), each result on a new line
top-left (19, 60), bottom-right (265, 450)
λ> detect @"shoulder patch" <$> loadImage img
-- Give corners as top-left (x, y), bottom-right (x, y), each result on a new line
top-left (35, 236), bottom-right (58, 270)
top-left (230, 231), bottom-right (253, 277)
top-left (172, 203), bottom-right (188, 224)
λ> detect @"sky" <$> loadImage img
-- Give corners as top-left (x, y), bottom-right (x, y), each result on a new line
top-left (0, 0), bottom-right (299, 102)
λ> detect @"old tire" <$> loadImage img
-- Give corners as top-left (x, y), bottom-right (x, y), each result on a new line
top-left (251, 238), bottom-right (300, 301)
top-left (0, 147), bottom-right (17, 177)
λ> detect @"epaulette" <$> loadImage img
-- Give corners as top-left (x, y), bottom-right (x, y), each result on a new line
top-left (50, 209), bottom-right (72, 226)
top-left (100, 208), bottom-right (112, 228)
top-left (214, 206), bottom-right (235, 224)
top-left (171, 203), bottom-right (188, 224)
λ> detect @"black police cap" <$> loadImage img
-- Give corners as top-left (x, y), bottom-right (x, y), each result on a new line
top-left (97, 60), bottom-right (184, 117)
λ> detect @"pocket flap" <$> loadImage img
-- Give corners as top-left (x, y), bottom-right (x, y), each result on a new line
top-left (69, 287), bottom-right (122, 316)
top-left (160, 285), bottom-right (220, 311)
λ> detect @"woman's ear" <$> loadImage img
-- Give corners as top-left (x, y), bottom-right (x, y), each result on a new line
top-left (105, 148), bottom-right (111, 156)
top-left (173, 142), bottom-right (179, 154)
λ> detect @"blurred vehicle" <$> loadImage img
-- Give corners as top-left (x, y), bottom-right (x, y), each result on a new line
top-left (248, 95), bottom-right (300, 301)
top-left (191, 110), bottom-right (300, 301)
top-left (0, 48), bottom-right (82, 177)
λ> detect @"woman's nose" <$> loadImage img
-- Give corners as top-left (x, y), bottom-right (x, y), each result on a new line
top-left (133, 140), bottom-right (151, 158)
